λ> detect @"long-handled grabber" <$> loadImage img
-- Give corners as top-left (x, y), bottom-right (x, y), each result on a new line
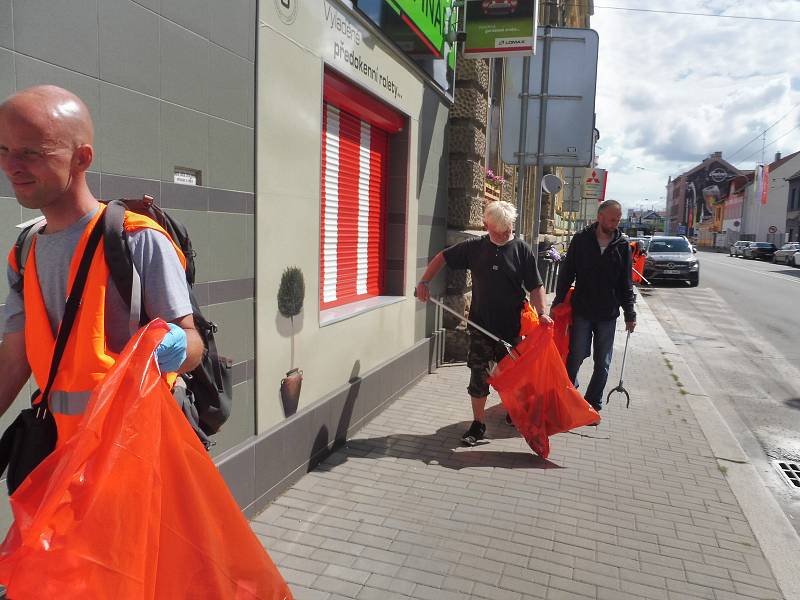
top-left (427, 297), bottom-right (519, 360)
top-left (632, 267), bottom-right (651, 285)
top-left (606, 331), bottom-right (632, 408)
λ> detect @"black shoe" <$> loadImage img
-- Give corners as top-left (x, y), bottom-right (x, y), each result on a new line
top-left (505, 412), bottom-right (513, 425)
top-left (462, 420), bottom-right (486, 446)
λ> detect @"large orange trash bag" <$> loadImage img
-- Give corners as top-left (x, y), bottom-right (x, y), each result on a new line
top-left (488, 324), bottom-right (599, 458)
top-left (0, 320), bottom-right (292, 600)
top-left (551, 288), bottom-right (573, 364)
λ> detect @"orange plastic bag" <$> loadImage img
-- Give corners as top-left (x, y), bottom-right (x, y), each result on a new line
top-left (551, 288), bottom-right (573, 364)
top-left (0, 320), bottom-right (292, 600)
top-left (488, 323), bottom-right (599, 458)
top-left (518, 301), bottom-right (539, 337)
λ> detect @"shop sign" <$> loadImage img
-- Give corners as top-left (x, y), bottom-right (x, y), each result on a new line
top-left (351, 0), bottom-right (457, 95)
top-left (383, 0), bottom-right (452, 58)
top-left (582, 168), bottom-right (607, 201)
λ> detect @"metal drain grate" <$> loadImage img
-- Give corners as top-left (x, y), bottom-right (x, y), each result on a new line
top-left (776, 462), bottom-right (800, 488)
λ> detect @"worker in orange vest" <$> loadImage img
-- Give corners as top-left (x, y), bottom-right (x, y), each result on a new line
top-left (630, 239), bottom-right (647, 284)
top-left (0, 85), bottom-right (204, 450)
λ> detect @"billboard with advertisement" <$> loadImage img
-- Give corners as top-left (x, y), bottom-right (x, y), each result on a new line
top-left (680, 161), bottom-right (739, 232)
top-left (354, 0), bottom-right (457, 95)
top-left (464, 0), bottom-right (538, 58)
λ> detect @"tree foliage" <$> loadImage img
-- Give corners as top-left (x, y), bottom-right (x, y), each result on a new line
top-left (277, 267), bottom-right (305, 318)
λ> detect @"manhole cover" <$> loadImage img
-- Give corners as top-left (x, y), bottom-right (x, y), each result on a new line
top-left (776, 462), bottom-right (800, 488)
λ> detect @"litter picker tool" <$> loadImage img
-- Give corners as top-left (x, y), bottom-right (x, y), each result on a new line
top-left (606, 330), bottom-right (632, 408)
top-left (632, 266), bottom-right (651, 285)
top-left (427, 297), bottom-right (519, 360)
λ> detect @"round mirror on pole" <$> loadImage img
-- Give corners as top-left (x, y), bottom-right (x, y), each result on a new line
top-left (541, 174), bottom-right (563, 195)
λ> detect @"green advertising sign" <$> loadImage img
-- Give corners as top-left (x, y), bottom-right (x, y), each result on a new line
top-left (384, 0), bottom-right (452, 57)
top-left (355, 0), bottom-right (457, 96)
top-left (464, 0), bottom-right (537, 58)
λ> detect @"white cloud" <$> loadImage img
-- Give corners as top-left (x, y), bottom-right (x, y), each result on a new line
top-left (593, 0), bottom-right (800, 213)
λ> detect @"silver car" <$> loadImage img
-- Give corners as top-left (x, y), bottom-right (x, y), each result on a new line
top-left (730, 240), bottom-right (751, 257)
top-left (772, 242), bottom-right (800, 265)
top-left (644, 236), bottom-right (700, 287)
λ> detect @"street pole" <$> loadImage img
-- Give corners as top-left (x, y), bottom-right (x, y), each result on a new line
top-left (514, 55), bottom-right (531, 240)
top-left (531, 26), bottom-right (552, 252)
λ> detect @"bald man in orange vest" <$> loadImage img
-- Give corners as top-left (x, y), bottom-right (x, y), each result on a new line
top-left (0, 85), bottom-right (204, 447)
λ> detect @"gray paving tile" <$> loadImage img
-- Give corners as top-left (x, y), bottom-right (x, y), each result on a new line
top-left (251, 295), bottom-right (784, 600)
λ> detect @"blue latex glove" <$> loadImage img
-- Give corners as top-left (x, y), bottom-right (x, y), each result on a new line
top-left (155, 323), bottom-right (188, 372)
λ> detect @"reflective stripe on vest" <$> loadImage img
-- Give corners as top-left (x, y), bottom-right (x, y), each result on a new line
top-left (48, 390), bottom-right (93, 416)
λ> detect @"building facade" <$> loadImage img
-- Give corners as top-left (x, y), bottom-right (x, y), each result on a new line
top-left (0, 0), bottom-right (453, 523)
top-left (665, 152), bottom-right (741, 241)
top-left (786, 170), bottom-right (800, 241)
top-left (739, 152), bottom-right (800, 245)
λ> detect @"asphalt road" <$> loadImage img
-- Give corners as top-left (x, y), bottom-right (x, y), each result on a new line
top-left (697, 250), bottom-right (800, 363)
top-left (642, 249), bottom-right (800, 531)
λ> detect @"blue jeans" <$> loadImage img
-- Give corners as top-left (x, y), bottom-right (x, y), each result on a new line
top-left (566, 315), bottom-right (617, 410)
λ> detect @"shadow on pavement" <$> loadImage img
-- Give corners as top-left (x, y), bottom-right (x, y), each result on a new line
top-left (775, 269), bottom-right (800, 279)
top-left (639, 280), bottom-right (694, 289)
top-left (784, 398), bottom-right (800, 410)
top-left (329, 404), bottom-right (562, 471)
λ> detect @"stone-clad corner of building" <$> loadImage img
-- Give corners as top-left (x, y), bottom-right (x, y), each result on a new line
top-left (456, 58), bottom-right (490, 94)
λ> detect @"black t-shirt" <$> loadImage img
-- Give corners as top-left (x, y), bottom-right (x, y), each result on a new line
top-left (443, 235), bottom-right (542, 342)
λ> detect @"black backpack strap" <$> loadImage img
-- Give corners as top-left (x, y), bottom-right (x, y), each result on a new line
top-left (11, 218), bottom-right (47, 293)
top-left (103, 200), bottom-right (132, 304)
top-left (103, 200), bottom-right (144, 336)
top-left (36, 211), bottom-right (106, 413)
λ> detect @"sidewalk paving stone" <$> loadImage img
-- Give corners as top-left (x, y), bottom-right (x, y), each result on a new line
top-left (251, 295), bottom-right (788, 599)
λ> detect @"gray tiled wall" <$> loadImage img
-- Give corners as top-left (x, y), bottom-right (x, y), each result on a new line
top-left (0, 0), bottom-right (258, 466)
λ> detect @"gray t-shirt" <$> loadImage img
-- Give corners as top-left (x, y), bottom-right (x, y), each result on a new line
top-left (4, 208), bottom-right (193, 353)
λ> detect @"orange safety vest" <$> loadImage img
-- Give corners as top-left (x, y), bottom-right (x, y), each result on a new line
top-left (7, 205), bottom-right (186, 448)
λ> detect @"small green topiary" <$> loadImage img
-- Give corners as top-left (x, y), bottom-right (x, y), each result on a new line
top-left (277, 267), bottom-right (305, 319)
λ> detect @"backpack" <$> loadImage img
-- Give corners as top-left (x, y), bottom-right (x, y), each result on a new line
top-left (12, 196), bottom-right (232, 449)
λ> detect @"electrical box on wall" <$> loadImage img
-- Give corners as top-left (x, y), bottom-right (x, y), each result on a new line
top-left (174, 167), bottom-right (201, 186)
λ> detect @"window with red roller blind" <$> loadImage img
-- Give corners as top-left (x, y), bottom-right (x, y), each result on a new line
top-left (320, 70), bottom-right (403, 311)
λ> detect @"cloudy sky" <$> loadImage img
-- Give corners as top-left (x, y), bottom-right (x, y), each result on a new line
top-left (592, 1), bottom-right (800, 214)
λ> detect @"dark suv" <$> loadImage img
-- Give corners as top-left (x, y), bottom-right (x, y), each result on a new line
top-left (643, 236), bottom-right (699, 287)
top-left (743, 242), bottom-right (777, 261)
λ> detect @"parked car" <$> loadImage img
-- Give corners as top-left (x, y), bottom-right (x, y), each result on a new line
top-left (730, 240), bottom-right (751, 257)
top-left (772, 242), bottom-right (800, 264)
top-left (743, 242), bottom-right (777, 260)
top-left (643, 236), bottom-right (699, 286)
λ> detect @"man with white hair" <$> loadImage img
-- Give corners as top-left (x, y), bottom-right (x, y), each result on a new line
top-left (416, 200), bottom-right (552, 445)
top-left (552, 199), bottom-right (636, 416)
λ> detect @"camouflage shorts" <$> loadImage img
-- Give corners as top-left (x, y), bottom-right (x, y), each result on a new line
top-left (466, 331), bottom-right (517, 398)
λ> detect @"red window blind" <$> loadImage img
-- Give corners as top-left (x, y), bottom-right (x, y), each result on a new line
top-left (320, 101), bottom-right (389, 309)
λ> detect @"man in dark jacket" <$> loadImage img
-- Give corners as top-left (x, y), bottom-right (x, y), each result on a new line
top-left (551, 200), bottom-right (636, 414)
